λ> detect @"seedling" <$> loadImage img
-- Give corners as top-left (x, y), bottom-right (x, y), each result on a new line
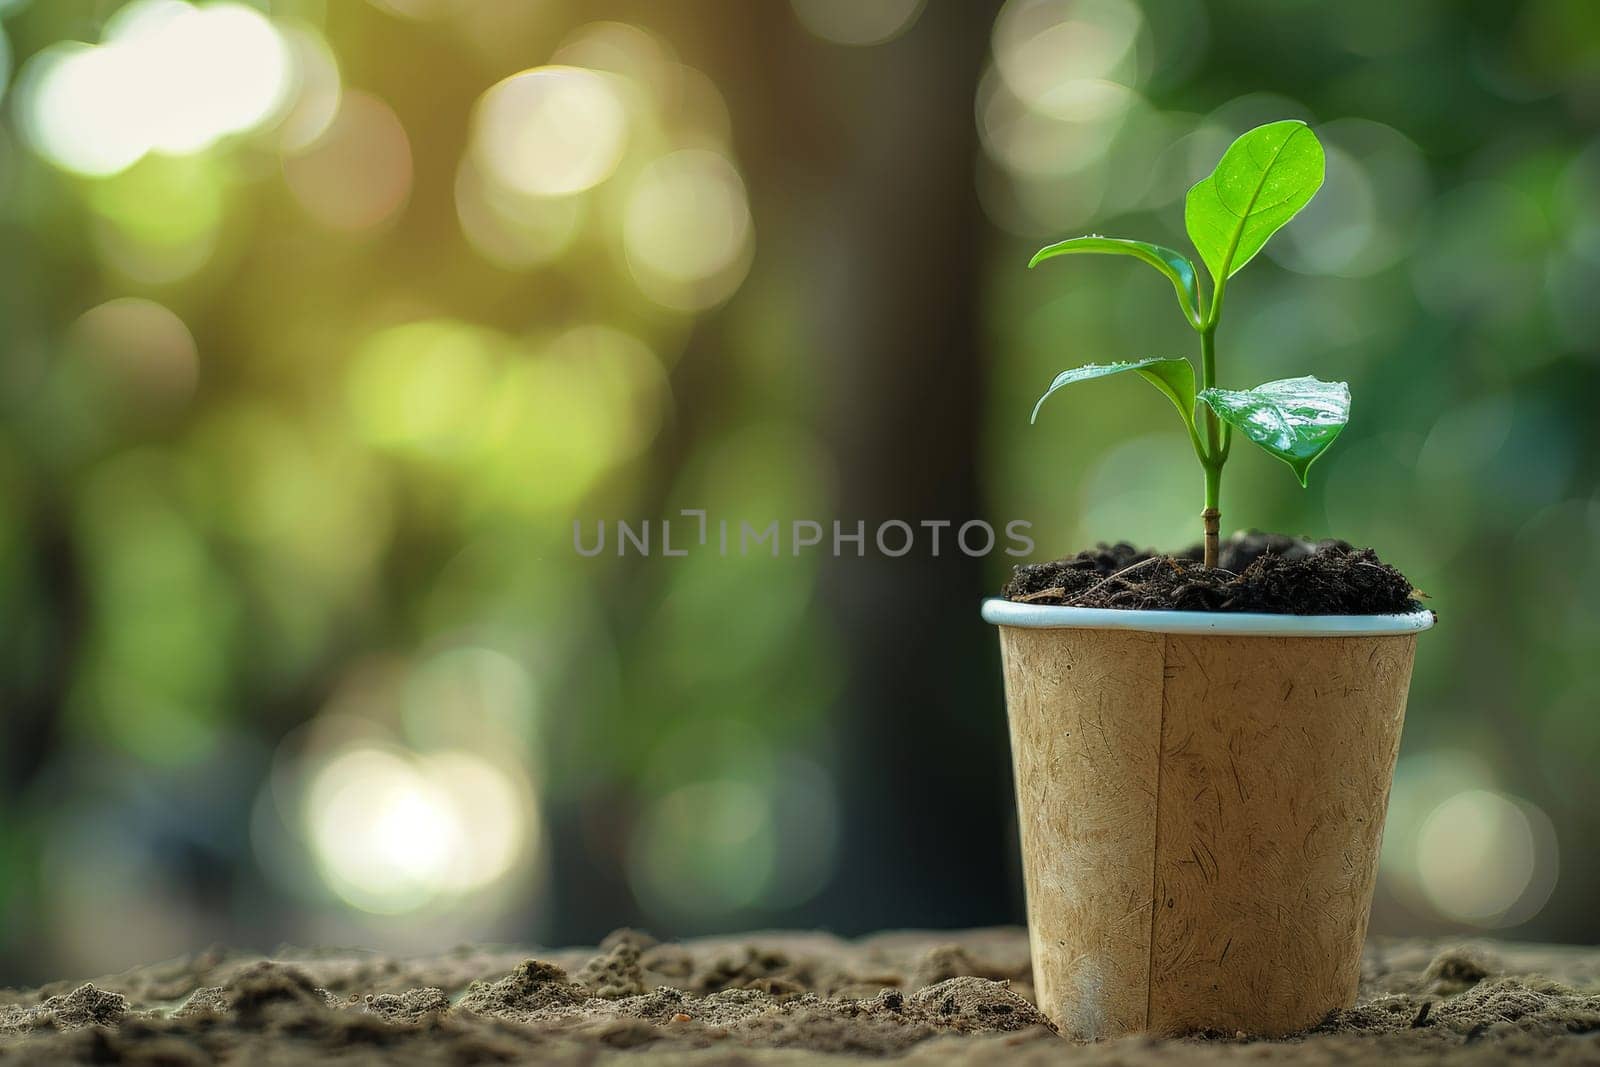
top-left (1029, 120), bottom-right (1344, 569)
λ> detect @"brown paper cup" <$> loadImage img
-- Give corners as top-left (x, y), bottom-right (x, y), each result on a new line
top-left (982, 602), bottom-right (1433, 1038)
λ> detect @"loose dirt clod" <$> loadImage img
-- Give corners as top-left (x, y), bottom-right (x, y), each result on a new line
top-left (1002, 532), bottom-right (1421, 615)
top-left (459, 959), bottom-right (587, 1016)
top-left (362, 987), bottom-right (450, 1023)
top-left (0, 984), bottom-right (128, 1034)
top-left (1423, 947), bottom-right (1501, 995)
top-left (908, 977), bottom-right (1051, 1033)
top-left (576, 939), bottom-right (649, 999)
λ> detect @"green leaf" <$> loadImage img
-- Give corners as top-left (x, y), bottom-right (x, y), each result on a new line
top-left (1031, 358), bottom-right (1197, 429)
top-left (1198, 376), bottom-right (1350, 486)
top-left (1184, 120), bottom-right (1325, 285)
top-left (1029, 236), bottom-right (1202, 326)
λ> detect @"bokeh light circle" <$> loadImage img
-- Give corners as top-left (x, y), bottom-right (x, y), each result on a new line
top-left (284, 90), bottom-right (413, 231)
top-left (472, 323), bottom-right (670, 513)
top-left (1415, 789), bottom-right (1556, 926)
top-left (68, 298), bottom-right (199, 416)
top-left (627, 780), bottom-right (777, 917)
top-left (977, 65), bottom-right (1135, 180)
top-left (622, 149), bottom-right (753, 311)
top-left (992, 0), bottom-right (1144, 112)
top-left (791, 0), bottom-right (926, 46)
top-left (402, 646), bottom-right (538, 752)
top-left (16, 42), bottom-right (150, 177)
top-left (86, 153), bottom-right (226, 283)
top-left (274, 21), bottom-right (343, 153)
top-left (1272, 119), bottom-right (1429, 278)
top-left (553, 21), bottom-right (674, 96)
top-left (471, 66), bottom-right (629, 198)
top-left (15, 1), bottom-right (293, 177)
top-left (454, 157), bottom-right (583, 270)
top-left (304, 744), bottom-right (531, 913)
top-left (347, 319), bottom-right (503, 456)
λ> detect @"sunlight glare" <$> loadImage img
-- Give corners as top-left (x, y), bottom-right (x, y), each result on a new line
top-left (17, 1), bottom-right (292, 177)
top-left (306, 745), bottom-right (531, 913)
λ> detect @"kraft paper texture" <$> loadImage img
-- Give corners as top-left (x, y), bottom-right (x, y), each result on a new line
top-left (997, 626), bottom-right (1418, 1038)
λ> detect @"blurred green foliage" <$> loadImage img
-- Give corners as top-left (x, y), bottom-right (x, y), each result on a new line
top-left (0, 0), bottom-right (1596, 982)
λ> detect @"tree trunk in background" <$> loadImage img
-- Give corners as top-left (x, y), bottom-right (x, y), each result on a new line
top-left (757, 0), bottom-right (1014, 931)
top-left (550, 0), bottom-right (1013, 940)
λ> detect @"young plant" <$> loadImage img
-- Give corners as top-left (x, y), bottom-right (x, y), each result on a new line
top-left (1029, 120), bottom-right (1346, 569)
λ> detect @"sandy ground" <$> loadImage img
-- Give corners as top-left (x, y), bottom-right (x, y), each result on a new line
top-left (2, 929), bottom-right (1598, 1064)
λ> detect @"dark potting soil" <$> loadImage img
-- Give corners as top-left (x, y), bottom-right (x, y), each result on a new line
top-left (1001, 531), bottom-right (1422, 615)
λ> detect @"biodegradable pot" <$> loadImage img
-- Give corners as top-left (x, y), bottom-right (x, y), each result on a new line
top-left (981, 601), bottom-right (1434, 1039)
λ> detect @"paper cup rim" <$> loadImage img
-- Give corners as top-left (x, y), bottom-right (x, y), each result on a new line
top-left (981, 598), bottom-right (1435, 637)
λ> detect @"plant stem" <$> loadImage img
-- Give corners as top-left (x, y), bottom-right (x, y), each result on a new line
top-left (1202, 464), bottom-right (1221, 570)
top-left (1199, 324), bottom-right (1222, 568)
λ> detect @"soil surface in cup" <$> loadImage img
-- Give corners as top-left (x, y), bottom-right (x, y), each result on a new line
top-left (3, 931), bottom-right (1597, 1064)
top-left (1002, 531), bottom-right (1421, 614)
